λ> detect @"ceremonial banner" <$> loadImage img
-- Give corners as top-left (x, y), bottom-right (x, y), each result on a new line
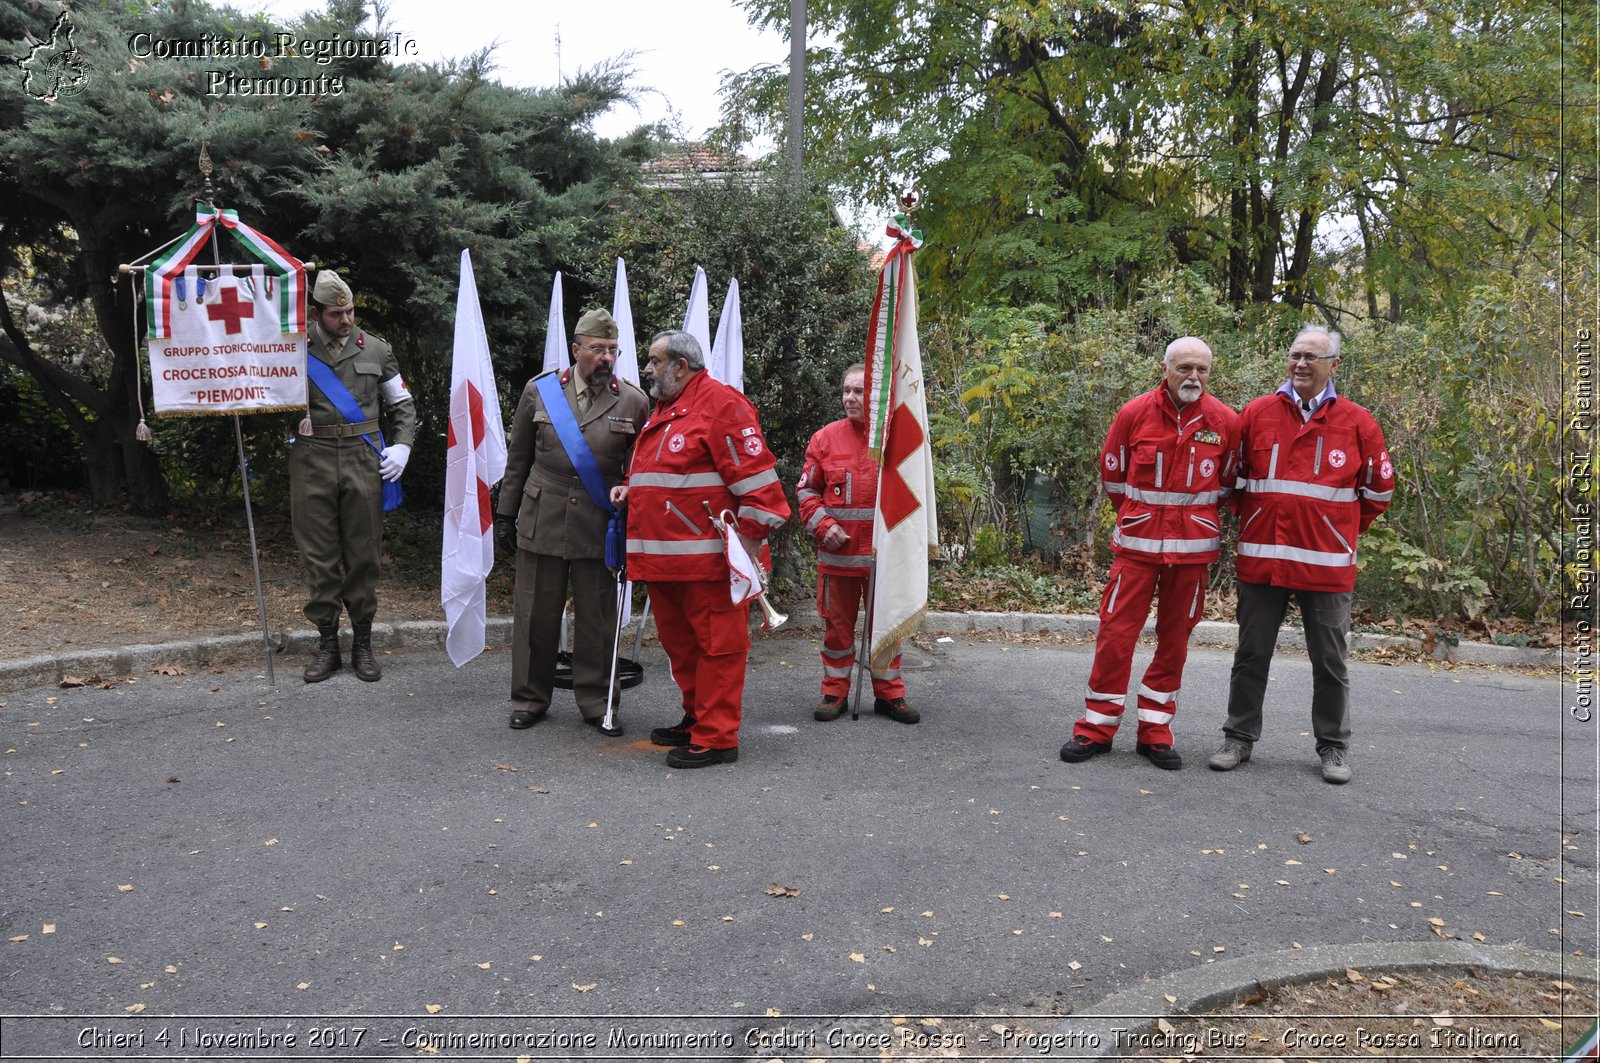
top-left (541, 271), bottom-right (568, 373)
top-left (143, 205), bottom-right (306, 417)
top-left (611, 257), bottom-right (638, 625)
top-left (442, 249), bottom-right (508, 667)
top-left (683, 266), bottom-right (711, 355)
top-left (709, 276), bottom-right (744, 393)
top-left (863, 217), bottom-right (937, 669)
top-left (611, 258), bottom-right (641, 387)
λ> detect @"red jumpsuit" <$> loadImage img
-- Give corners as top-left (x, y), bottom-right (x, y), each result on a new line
top-left (796, 417), bottom-right (905, 701)
top-left (623, 370), bottom-right (790, 751)
top-left (1074, 386), bottom-right (1239, 747)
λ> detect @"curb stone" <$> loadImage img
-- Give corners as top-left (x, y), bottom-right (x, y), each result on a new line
top-left (1037, 942), bottom-right (1598, 1060)
top-left (0, 611), bottom-right (1557, 694)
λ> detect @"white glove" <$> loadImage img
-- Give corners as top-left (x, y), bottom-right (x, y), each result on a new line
top-left (378, 443), bottom-right (411, 482)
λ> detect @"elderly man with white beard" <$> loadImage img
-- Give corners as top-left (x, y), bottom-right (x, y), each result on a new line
top-left (1060, 337), bottom-right (1240, 771)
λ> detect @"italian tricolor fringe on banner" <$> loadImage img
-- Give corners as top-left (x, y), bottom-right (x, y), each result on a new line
top-left (1566, 1020), bottom-right (1599, 1061)
top-left (862, 215), bottom-right (937, 670)
top-left (144, 204), bottom-right (305, 339)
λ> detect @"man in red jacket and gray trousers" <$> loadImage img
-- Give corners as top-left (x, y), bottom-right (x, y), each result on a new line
top-left (1209, 325), bottom-right (1393, 784)
top-left (609, 329), bottom-right (791, 769)
top-left (1060, 337), bottom-right (1239, 770)
top-left (796, 362), bottom-right (919, 724)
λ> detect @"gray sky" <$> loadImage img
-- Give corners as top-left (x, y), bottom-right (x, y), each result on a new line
top-left (247, 0), bottom-right (788, 143)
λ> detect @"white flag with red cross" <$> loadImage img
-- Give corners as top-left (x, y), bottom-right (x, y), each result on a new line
top-left (442, 249), bottom-right (507, 667)
top-left (863, 218), bottom-right (937, 670)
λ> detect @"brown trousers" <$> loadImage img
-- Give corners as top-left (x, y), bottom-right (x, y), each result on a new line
top-left (511, 550), bottom-right (621, 719)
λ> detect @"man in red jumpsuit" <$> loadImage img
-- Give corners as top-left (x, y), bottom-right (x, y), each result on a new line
top-left (796, 363), bottom-right (919, 724)
top-left (609, 329), bottom-right (790, 768)
top-left (1208, 325), bottom-right (1393, 784)
top-left (1060, 337), bottom-right (1239, 770)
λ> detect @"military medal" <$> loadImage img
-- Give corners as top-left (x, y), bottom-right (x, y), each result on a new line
top-left (175, 275), bottom-right (187, 310)
top-left (194, 274), bottom-right (208, 305)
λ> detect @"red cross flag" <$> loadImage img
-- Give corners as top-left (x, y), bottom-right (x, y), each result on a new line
top-left (863, 218), bottom-right (938, 670)
top-left (442, 249), bottom-right (508, 667)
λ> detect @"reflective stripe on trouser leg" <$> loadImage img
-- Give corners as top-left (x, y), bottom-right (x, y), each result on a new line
top-left (1133, 562), bottom-right (1209, 746)
top-left (818, 572), bottom-right (860, 698)
top-left (650, 579), bottom-right (750, 750)
top-left (1075, 556), bottom-right (1160, 745)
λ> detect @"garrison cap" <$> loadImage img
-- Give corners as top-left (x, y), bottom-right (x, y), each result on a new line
top-left (574, 308), bottom-right (619, 339)
top-left (312, 270), bottom-right (353, 307)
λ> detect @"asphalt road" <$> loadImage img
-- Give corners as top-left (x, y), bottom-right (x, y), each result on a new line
top-left (0, 632), bottom-right (1592, 1060)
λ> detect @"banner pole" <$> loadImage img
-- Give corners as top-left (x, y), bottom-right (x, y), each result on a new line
top-left (851, 558), bottom-right (876, 721)
top-left (204, 217), bottom-right (276, 687)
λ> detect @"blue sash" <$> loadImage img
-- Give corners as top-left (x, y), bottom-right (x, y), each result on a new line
top-left (305, 351), bottom-right (403, 512)
top-left (534, 373), bottom-right (615, 516)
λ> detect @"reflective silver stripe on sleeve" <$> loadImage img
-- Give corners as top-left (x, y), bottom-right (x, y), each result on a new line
top-left (1103, 481), bottom-right (1126, 495)
top-left (796, 487), bottom-right (822, 502)
top-left (1120, 485), bottom-right (1221, 506)
top-left (1236, 541), bottom-right (1357, 567)
top-left (805, 510), bottom-right (828, 532)
top-left (1360, 488), bottom-right (1394, 502)
top-left (1243, 479), bottom-right (1359, 503)
top-left (728, 469), bottom-right (780, 495)
top-left (725, 436), bottom-right (742, 468)
top-left (823, 507), bottom-right (874, 521)
top-left (626, 538), bottom-right (724, 555)
top-left (630, 471), bottom-right (725, 489)
top-left (1114, 531), bottom-right (1220, 554)
top-left (817, 551), bottom-right (871, 568)
top-left (737, 505), bottom-right (787, 529)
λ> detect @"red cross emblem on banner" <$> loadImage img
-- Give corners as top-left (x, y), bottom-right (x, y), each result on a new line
top-left (206, 285), bottom-right (255, 335)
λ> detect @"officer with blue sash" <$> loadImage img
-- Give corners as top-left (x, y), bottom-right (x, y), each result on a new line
top-left (291, 270), bottom-right (417, 683)
top-left (495, 309), bottom-right (649, 734)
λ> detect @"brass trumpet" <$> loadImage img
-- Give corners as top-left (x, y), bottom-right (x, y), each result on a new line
top-left (703, 502), bottom-right (788, 631)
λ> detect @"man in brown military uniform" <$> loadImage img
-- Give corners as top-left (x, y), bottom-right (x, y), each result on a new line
top-left (292, 270), bottom-right (418, 684)
top-left (496, 308), bottom-right (650, 734)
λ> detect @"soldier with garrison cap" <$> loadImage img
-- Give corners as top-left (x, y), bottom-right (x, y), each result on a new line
top-left (495, 308), bottom-right (650, 735)
top-left (293, 270), bottom-right (417, 683)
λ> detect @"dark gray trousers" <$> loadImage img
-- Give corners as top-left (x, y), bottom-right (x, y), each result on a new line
top-left (1224, 580), bottom-right (1352, 752)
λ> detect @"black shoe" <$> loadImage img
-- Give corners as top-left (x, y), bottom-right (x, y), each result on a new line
top-left (873, 697), bottom-right (920, 724)
top-left (351, 621), bottom-right (381, 682)
top-left (1136, 742), bottom-right (1183, 770)
top-left (666, 744), bottom-right (738, 768)
top-left (1059, 735), bottom-right (1111, 762)
top-left (814, 695), bottom-right (846, 722)
top-left (585, 716), bottom-right (624, 738)
top-left (508, 709), bottom-right (541, 730)
top-left (303, 623), bottom-right (341, 683)
top-left (650, 714), bottom-right (694, 747)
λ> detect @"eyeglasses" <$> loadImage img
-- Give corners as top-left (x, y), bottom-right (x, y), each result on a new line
top-left (578, 343), bottom-right (620, 356)
top-left (1287, 352), bottom-right (1336, 364)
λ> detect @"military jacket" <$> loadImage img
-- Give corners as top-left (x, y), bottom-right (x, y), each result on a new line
top-left (497, 368), bottom-right (649, 560)
top-left (305, 325), bottom-right (417, 447)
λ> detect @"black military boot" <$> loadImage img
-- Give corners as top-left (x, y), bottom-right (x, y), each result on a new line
top-left (303, 621), bottom-right (341, 683)
top-left (351, 621), bottom-right (382, 682)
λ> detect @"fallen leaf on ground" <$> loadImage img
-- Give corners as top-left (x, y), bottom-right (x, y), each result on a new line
top-left (152, 662), bottom-right (185, 676)
top-left (1297, 832), bottom-right (1312, 844)
top-left (494, 763), bottom-right (518, 772)
top-left (572, 983), bottom-right (597, 992)
top-left (424, 1004), bottom-right (443, 1014)
top-left (849, 953), bottom-right (865, 963)
top-left (765, 883), bottom-right (799, 897)
top-left (125, 1003), bottom-right (146, 1013)
top-left (60, 675), bottom-right (88, 688)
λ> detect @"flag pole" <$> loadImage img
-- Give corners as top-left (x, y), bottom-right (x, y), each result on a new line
top-left (851, 558), bottom-right (876, 721)
top-left (198, 145), bottom-right (275, 686)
